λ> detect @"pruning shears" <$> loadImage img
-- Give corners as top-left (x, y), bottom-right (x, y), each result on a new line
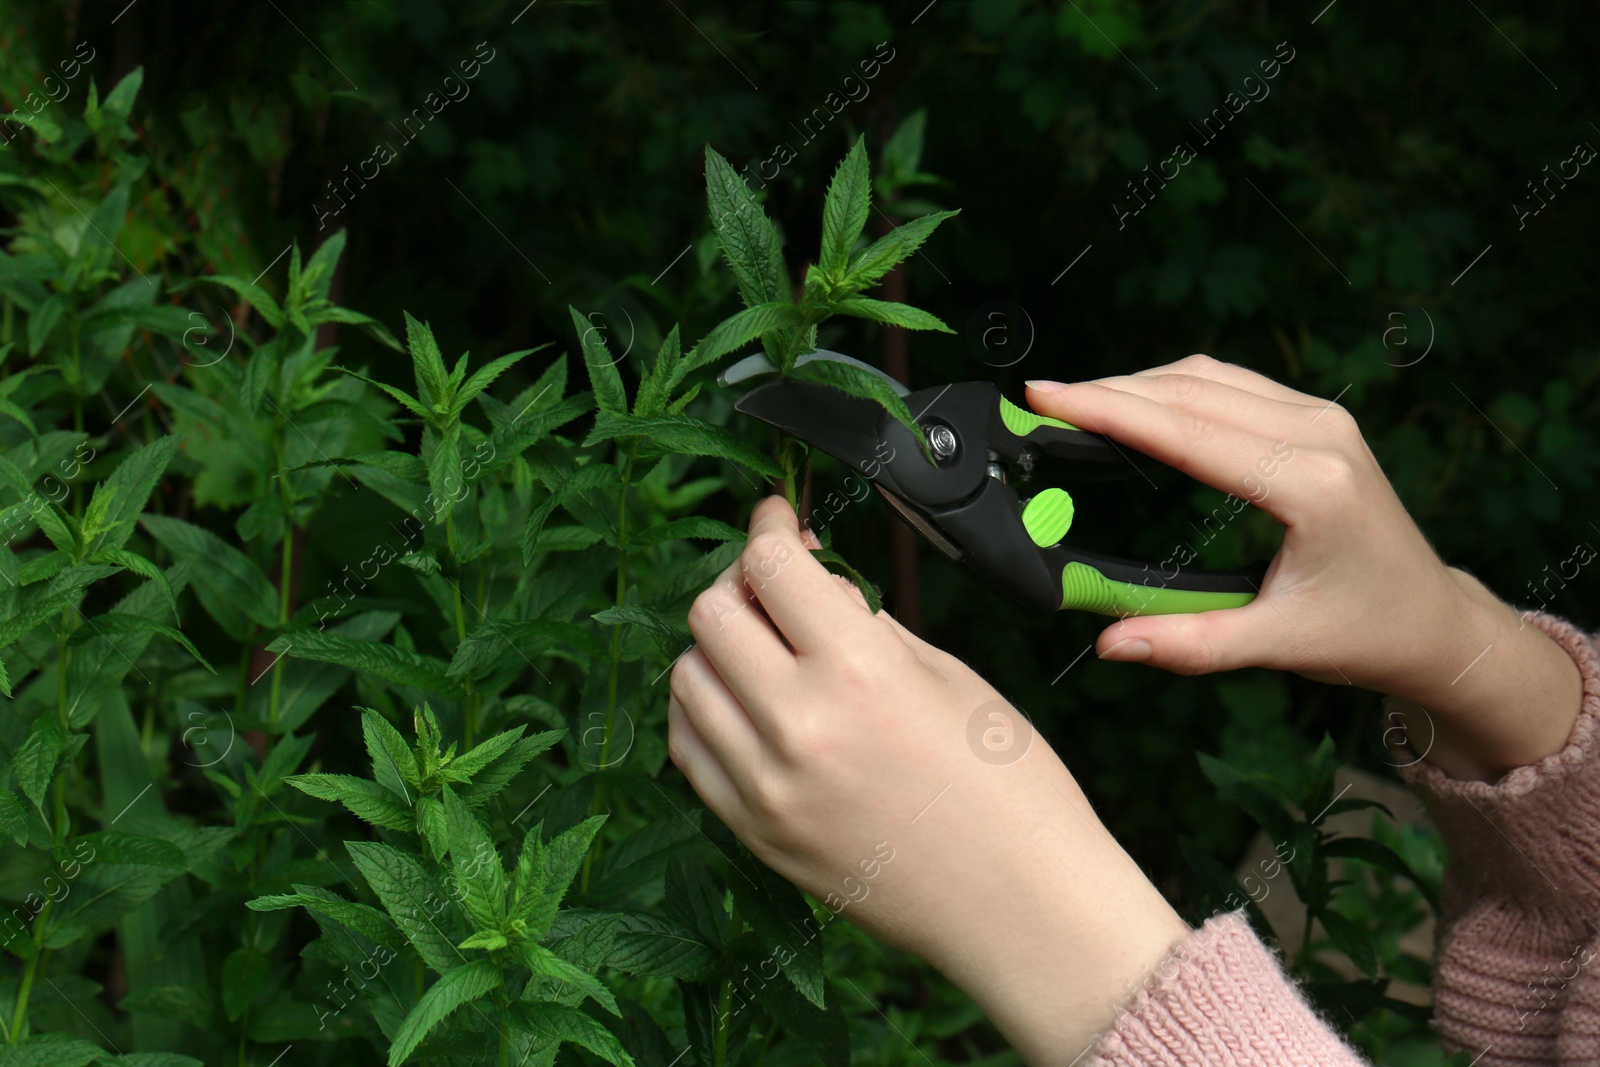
top-left (719, 350), bottom-right (1266, 619)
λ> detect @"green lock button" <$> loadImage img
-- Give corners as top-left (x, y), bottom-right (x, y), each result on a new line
top-left (1022, 487), bottom-right (1074, 548)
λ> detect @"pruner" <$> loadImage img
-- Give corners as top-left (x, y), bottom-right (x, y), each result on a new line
top-left (719, 350), bottom-right (1266, 619)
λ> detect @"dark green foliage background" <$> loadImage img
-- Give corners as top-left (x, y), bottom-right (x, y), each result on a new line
top-left (2, 1), bottom-right (1596, 1065)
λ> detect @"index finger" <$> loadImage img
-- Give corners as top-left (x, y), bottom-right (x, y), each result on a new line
top-left (1025, 382), bottom-right (1311, 522)
top-left (739, 495), bottom-right (873, 653)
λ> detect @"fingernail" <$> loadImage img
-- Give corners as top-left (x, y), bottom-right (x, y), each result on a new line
top-left (1025, 380), bottom-right (1068, 393)
top-left (1099, 638), bottom-right (1152, 663)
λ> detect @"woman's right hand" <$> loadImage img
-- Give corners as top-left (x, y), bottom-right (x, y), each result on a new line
top-left (1024, 356), bottom-right (1583, 781)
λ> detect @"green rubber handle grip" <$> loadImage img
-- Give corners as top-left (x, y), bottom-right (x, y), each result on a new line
top-left (1058, 561), bottom-right (1256, 617)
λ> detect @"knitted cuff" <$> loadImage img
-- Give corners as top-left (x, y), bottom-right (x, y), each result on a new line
top-left (1397, 611), bottom-right (1600, 906)
top-left (1085, 912), bottom-right (1368, 1067)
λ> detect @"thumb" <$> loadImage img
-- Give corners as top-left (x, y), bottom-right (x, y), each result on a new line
top-left (1095, 606), bottom-right (1269, 676)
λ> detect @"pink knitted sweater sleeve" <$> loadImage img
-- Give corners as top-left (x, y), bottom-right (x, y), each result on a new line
top-left (1083, 610), bottom-right (1600, 1067)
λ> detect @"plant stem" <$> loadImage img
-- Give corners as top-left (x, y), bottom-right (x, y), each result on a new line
top-left (268, 516), bottom-right (293, 734)
top-left (445, 514), bottom-right (479, 746)
top-left (580, 454), bottom-right (635, 895)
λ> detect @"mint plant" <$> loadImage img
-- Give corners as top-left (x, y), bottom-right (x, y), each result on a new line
top-left (690, 136), bottom-right (961, 468)
top-left (248, 705), bottom-right (630, 1067)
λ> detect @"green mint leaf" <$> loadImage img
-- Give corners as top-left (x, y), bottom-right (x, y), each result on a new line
top-left (442, 785), bottom-right (506, 934)
top-left (140, 515), bottom-right (279, 640)
top-left (704, 145), bottom-right (790, 307)
top-left (287, 773), bottom-right (414, 831)
top-left (633, 324), bottom-right (684, 418)
top-left (265, 631), bottom-right (457, 696)
top-left (362, 708), bottom-right (421, 801)
top-left (65, 612), bottom-right (214, 673)
top-left (584, 411), bottom-right (783, 481)
top-left (682, 301), bottom-right (801, 377)
top-left (454, 344), bottom-right (548, 415)
top-left (347, 840), bottom-right (466, 974)
top-left (838, 208), bottom-right (960, 293)
top-left (512, 1001), bottom-right (636, 1067)
top-left (387, 958), bottom-right (501, 1067)
top-left (820, 134), bottom-right (872, 280)
top-left (830, 296), bottom-right (953, 333)
top-left (570, 304), bottom-right (628, 415)
top-left (404, 311), bottom-right (452, 412)
top-left (521, 462), bottom-right (622, 565)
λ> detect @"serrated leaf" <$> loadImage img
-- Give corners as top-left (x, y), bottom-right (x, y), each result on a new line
top-left (513, 1001), bottom-right (635, 1067)
top-left (839, 208), bottom-right (959, 293)
top-left (831, 296), bottom-right (953, 332)
top-left (66, 612), bottom-right (214, 672)
top-left (790, 358), bottom-right (932, 459)
top-left (201, 275), bottom-right (284, 329)
top-left (474, 391), bottom-right (595, 482)
top-left (601, 915), bottom-right (721, 981)
top-left (705, 146), bottom-right (789, 306)
top-left (388, 958), bottom-right (501, 1067)
top-left (457, 732), bottom-right (563, 808)
top-left (403, 311), bottom-right (452, 413)
top-left (442, 786), bottom-right (505, 933)
top-left (246, 884), bottom-right (406, 952)
top-left (0, 790), bottom-right (26, 843)
top-left (447, 620), bottom-right (607, 681)
top-left (520, 815), bottom-right (606, 933)
top-left (584, 411), bottom-right (782, 480)
top-left (731, 854), bottom-right (826, 1008)
top-left (634, 325), bottom-right (684, 418)
top-left (14, 714), bottom-right (68, 808)
top-left (92, 548), bottom-right (179, 617)
top-left (337, 368), bottom-right (431, 421)
top-left (516, 942), bottom-right (619, 1015)
top-left (0, 1032), bottom-right (104, 1067)
top-left (570, 305), bottom-right (627, 415)
top-left (347, 841), bottom-right (465, 974)
top-left (76, 831), bottom-right (187, 869)
top-left (456, 345), bottom-right (546, 414)
top-left (82, 436), bottom-right (181, 552)
top-left (522, 464), bottom-right (621, 565)
top-left (682, 301), bottom-right (802, 376)
top-left (590, 605), bottom-right (690, 662)
top-left (820, 135), bottom-right (871, 279)
top-left (363, 707), bottom-right (420, 801)
top-left (632, 517), bottom-right (745, 548)
top-left (1196, 752), bottom-right (1298, 846)
top-left (140, 515), bottom-right (278, 638)
top-left (266, 631), bottom-right (457, 695)
top-left (287, 773), bottom-right (414, 831)
top-left (459, 929), bottom-right (509, 951)
top-left (441, 727), bottom-right (525, 781)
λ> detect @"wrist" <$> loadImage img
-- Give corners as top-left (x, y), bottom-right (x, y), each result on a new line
top-left (1386, 569), bottom-right (1583, 781)
top-left (924, 821), bottom-right (1191, 1065)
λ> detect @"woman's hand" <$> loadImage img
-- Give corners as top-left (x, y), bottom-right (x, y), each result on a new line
top-left (668, 496), bottom-right (1190, 1065)
top-left (1025, 355), bottom-right (1582, 781)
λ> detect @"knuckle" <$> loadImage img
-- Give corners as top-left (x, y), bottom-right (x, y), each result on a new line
top-left (1304, 451), bottom-right (1358, 502)
top-left (743, 530), bottom-right (793, 576)
top-left (1161, 372), bottom-right (1208, 407)
top-left (1175, 408), bottom-right (1215, 449)
top-left (686, 588), bottom-right (730, 637)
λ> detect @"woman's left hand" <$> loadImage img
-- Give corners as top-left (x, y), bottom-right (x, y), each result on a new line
top-left (667, 495), bottom-right (1191, 1065)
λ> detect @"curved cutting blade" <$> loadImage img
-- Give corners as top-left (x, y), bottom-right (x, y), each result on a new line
top-left (732, 378), bottom-right (886, 472)
top-left (717, 348), bottom-right (911, 397)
